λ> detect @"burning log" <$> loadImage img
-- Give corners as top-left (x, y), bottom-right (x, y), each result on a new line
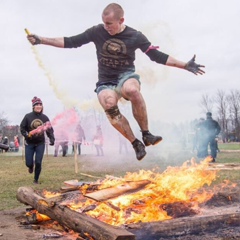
top-left (127, 207), bottom-right (240, 239)
top-left (85, 180), bottom-right (151, 202)
top-left (16, 187), bottom-right (135, 240)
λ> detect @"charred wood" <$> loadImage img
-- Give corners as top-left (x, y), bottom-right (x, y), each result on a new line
top-left (17, 187), bottom-right (135, 240)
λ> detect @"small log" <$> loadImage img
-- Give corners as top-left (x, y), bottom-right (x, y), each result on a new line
top-left (85, 180), bottom-right (151, 202)
top-left (208, 163), bottom-right (240, 170)
top-left (60, 186), bottom-right (80, 193)
top-left (16, 187), bottom-right (135, 240)
top-left (80, 172), bottom-right (102, 179)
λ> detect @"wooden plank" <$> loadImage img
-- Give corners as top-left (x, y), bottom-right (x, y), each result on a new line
top-left (84, 180), bottom-right (151, 202)
top-left (208, 163), bottom-right (240, 170)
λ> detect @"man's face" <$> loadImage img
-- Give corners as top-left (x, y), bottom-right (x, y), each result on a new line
top-left (102, 12), bottom-right (123, 36)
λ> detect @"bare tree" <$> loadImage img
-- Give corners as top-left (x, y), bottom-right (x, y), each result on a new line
top-left (0, 112), bottom-right (9, 143)
top-left (199, 93), bottom-right (214, 113)
top-left (227, 89), bottom-right (240, 141)
top-left (214, 90), bottom-right (229, 142)
top-left (0, 112), bottom-right (9, 131)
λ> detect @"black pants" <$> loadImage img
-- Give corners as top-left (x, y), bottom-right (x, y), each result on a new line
top-left (198, 136), bottom-right (218, 159)
top-left (72, 143), bottom-right (82, 155)
top-left (55, 142), bottom-right (68, 157)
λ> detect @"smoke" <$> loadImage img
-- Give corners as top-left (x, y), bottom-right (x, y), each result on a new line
top-left (51, 108), bottom-right (80, 142)
top-left (135, 20), bottom-right (175, 87)
top-left (30, 45), bottom-right (102, 113)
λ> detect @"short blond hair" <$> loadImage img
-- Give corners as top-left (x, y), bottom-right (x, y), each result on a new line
top-left (102, 3), bottom-right (124, 20)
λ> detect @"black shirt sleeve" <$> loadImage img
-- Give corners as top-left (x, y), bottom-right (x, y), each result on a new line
top-left (20, 114), bottom-right (29, 137)
top-left (64, 26), bottom-right (96, 48)
top-left (136, 31), bottom-right (169, 65)
top-left (145, 49), bottom-right (169, 65)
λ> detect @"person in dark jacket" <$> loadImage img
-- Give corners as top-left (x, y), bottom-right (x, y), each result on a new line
top-left (199, 112), bottom-right (221, 162)
top-left (0, 136), bottom-right (9, 152)
top-left (26, 3), bottom-right (205, 161)
top-left (20, 96), bottom-right (55, 184)
top-left (93, 125), bottom-right (104, 156)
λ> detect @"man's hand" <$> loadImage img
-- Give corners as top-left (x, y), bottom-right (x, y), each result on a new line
top-left (27, 34), bottom-right (41, 45)
top-left (185, 55), bottom-right (205, 75)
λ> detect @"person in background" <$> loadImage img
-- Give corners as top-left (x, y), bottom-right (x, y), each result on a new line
top-left (119, 133), bottom-right (128, 154)
top-left (14, 135), bottom-right (20, 152)
top-left (93, 125), bottom-right (104, 156)
top-left (195, 118), bottom-right (205, 158)
top-left (26, 3), bottom-right (205, 161)
top-left (72, 123), bottom-right (86, 155)
top-left (20, 97), bottom-right (55, 184)
top-left (0, 136), bottom-right (9, 152)
top-left (54, 131), bottom-right (68, 157)
top-left (199, 112), bottom-right (221, 162)
top-left (2, 136), bottom-right (8, 145)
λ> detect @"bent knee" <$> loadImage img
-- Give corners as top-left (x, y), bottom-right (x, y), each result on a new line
top-left (98, 91), bottom-right (118, 109)
top-left (105, 106), bottom-right (122, 124)
top-left (123, 85), bottom-right (141, 100)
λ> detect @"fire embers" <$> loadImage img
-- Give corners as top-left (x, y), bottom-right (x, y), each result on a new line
top-left (19, 208), bottom-right (70, 239)
top-left (24, 157), bottom-right (219, 227)
top-left (25, 208), bottom-right (50, 224)
top-left (161, 202), bottom-right (199, 218)
top-left (65, 158), bottom-right (218, 226)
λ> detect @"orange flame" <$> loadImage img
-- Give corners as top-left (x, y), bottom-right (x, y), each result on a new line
top-left (66, 157), bottom-right (218, 226)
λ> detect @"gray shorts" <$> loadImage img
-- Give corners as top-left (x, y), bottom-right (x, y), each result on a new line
top-left (95, 72), bottom-right (140, 97)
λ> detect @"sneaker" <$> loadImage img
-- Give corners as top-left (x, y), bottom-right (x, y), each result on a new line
top-left (132, 139), bottom-right (146, 161)
top-left (28, 167), bottom-right (33, 174)
top-left (33, 180), bottom-right (38, 184)
top-left (143, 133), bottom-right (162, 146)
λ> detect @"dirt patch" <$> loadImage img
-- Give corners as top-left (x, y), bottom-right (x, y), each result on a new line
top-left (0, 207), bottom-right (78, 240)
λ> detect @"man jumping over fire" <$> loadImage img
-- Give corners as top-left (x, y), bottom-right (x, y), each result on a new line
top-left (26, 3), bottom-right (205, 161)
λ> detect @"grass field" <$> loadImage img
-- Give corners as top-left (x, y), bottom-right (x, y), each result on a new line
top-left (0, 142), bottom-right (239, 211)
top-left (218, 142), bottom-right (240, 150)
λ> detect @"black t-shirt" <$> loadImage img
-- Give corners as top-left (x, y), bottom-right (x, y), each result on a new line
top-left (64, 24), bottom-right (169, 88)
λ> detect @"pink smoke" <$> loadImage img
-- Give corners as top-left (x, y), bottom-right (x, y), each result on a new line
top-left (51, 109), bottom-right (80, 142)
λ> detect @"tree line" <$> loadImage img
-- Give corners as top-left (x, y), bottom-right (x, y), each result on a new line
top-left (1, 89), bottom-right (240, 144)
top-left (199, 89), bottom-right (240, 142)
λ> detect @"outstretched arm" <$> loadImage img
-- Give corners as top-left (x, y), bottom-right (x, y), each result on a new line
top-left (27, 34), bottom-right (64, 48)
top-left (166, 54), bottom-right (205, 75)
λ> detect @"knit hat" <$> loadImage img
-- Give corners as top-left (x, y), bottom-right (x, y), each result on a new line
top-left (32, 96), bottom-right (42, 107)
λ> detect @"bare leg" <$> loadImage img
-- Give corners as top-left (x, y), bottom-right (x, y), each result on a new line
top-left (98, 89), bottom-right (136, 143)
top-left (121, 78), bottom-right (162, 147)
top-left (98, 86), bottom-right (147, 160)
top-left (121, 78), bottom-right (148, 131)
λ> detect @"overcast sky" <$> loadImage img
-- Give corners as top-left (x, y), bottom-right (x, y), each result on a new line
top-left (1, 0), bottom-right (239, 126)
